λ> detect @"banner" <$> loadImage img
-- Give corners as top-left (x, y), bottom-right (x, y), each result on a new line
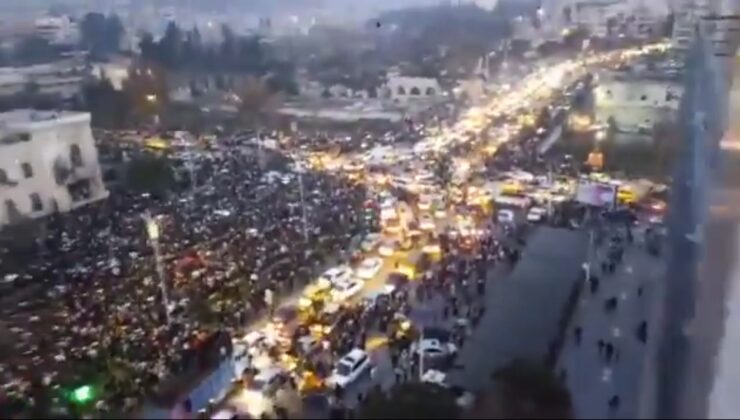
top-left (576, 182), bottom-right (617, 207)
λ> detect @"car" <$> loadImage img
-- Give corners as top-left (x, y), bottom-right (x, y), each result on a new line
top-left (417, 195), bottom-right (433, 211)
top-left (527, 207), bottom-right (547, 223)
top-left (378, 239), bottom-right (397, 257)
top-left (360, 233), bottom-right (382, 252)
top-left (433, 202), bottom-right (447, 219)
top-left (331, 279), bottom-right (364, 302)
top-left (211, 408), bottom-right (238, 419)
top-left (356, 257), bottom-right (383, 279)
top-left (320, 266), bottom-right (354, 285)
top-left (412, 338), bottom-right (458, 359)
top-left (419, 214), bottom-right (436, 231)
top-left (497, 209), bottom-right (515, 224)
top-left (250, 367), bottom-right (288, 397)
top-left (327, 348), bottom-right (372, 388)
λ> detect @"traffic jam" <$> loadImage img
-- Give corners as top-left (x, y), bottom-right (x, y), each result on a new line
top-left (212, 44), bottom-right (669, 419)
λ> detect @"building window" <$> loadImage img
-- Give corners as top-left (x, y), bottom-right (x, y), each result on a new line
top-left (410, 87), bottom-right (421, 95)
top-left (640, 95), bottom-right (647, 101)
top-left (21, 162), bottom-right (33, 178)
top-left (426, 87), bottom-right (436, 96)
top-left (0, 169), bottom-right (7, 183)
top-left (397, 87), bottom-right (406, 95)
top-left (30, 193), bottom-right (42, 212)
top-left (70, 144), bottom-right (84, 167)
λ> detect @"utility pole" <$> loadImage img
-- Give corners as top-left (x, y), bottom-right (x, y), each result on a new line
top-left (143, 213), bottom-right (171, 324)
top-left (298, 165), bottom-right (309, 242)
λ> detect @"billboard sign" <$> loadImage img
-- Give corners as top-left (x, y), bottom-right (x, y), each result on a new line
top-left (576, 182), bottom-right (617, 208)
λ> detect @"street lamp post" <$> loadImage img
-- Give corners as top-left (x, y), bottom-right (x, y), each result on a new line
top-left (144, 213), bottom-right (171, 324)
top-left (297, 165), bottom-right (309, 242)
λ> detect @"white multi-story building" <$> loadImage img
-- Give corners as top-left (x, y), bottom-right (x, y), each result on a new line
top-left (0, 110), bottom-right (108, 227)
top-left (593, 74), bottom-right (683, 133)
top-left (384, 76), bottom-right (443, 104)
top-left (34, 15), bottom-right (79, 46)
top-left (0, 59), bottom-right (87, 100)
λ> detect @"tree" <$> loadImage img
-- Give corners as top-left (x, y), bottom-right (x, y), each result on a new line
top-left (237, 76), bottom-right (280, 129)
top-left (662, 13), bottom-right (675, 38)
top-left (125, 154), bottom-right (176, 197)
top-left (484, 359), bottom-right (573, 419)
top-left (79, 12), bottom-right (124, 57)
top-left (122, 62), bottom-right (169, 123)
top-left (435, 154), bottom-right (454, 197)
top-left (82, 79), bottom-right (132, 128)
top-left (359, 382), bottom-right (459, 419)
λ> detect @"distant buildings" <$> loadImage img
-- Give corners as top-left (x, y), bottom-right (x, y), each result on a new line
top-left (0, 58), bottom-right (87, 100)
top-left (671, 0), bottom-right (711, 49)
top-left (540, 0), bottom-right (668, 41)
top-left (34, 15), bottom-right (79, 46)
top-left (0, 110), bottom-right (108, 227)
top-left (384, 76), bottom-right (443, 104)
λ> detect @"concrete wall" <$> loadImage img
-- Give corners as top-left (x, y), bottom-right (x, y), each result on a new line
top-left (0, 112), bottom-right (108, 227)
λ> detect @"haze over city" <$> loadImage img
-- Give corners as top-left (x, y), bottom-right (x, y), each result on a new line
top-left (0, 0), bottom-right (736, 419)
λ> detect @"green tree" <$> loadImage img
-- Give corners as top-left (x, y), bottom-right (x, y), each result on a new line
top-left (82, 79), bottom-right (132, 128)
top-left (487, 359), bottom-right (572, 419)
top-left (79, 13), bottom-right (124, 57)
top-left (125, 155), bottom-right (176, 197)
top-left (359, 382), bottom-right (460, 419)
top-left (122, 62), bottom-right (169, 123)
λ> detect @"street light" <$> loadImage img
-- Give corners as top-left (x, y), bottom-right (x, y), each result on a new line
top-left (146, 94), bottom-right (158, 103)
top-left (144, 213), bottom-right (171, 324)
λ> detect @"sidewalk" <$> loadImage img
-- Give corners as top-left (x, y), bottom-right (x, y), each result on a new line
top-left (558, 226), bottom-right (664, 418)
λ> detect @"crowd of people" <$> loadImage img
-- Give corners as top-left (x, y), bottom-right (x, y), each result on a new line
top-left (0, 143), bottom-right (372, 416)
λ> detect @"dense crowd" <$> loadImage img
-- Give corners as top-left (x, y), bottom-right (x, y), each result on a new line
top-left (0, 144), bottom-right (370, 416)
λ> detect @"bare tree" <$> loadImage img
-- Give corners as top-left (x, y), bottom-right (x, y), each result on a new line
top-left (237, 75), bottom-right (281, 130)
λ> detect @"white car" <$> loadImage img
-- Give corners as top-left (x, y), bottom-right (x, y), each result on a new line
top-left (360, 234), bottom-right (382, 252)
top-left (327, 348), bottom-right (372, 388)
top-left (413, 338), bottom-right (458, 359)
top-left (356, 257), bottom-right (383, 279)
top-left (320, 266), bottom-right (354, 286)
top-left (378, 240), bottom-right (397, 257)
top-left (420, 214), bottom-right (436, 231)
top-left (497, 209), bottom-right (515, 224)
top-left (418, 195), bottom-right (433, 211)
top-left (331, 279), bottom-right (364, 302)
top-left (433, 201), bottom-right (447, 219)
top-left (527, 207), bottom-right (547, 223)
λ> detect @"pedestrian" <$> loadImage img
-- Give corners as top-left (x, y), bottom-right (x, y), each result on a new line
top-left (608, 394), bottom-right (621, 412)
top-left (574, 326), bottom-right (582, 345)
top-left (597, 339), bottom-right (605, 355)
top-left (605, 342), bottom-right (614, 362)
top-left (637, 320), bottom-right (648, 343)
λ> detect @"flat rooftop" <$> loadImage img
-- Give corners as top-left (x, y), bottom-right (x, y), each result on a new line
top-left (0, 109), bottom-right (88, 126)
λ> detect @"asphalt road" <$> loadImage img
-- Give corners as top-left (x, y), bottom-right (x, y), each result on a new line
top-left (558, 225), bottom-right (665, 419)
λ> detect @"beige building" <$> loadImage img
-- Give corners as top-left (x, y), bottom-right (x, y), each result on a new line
top-left (0, 110), bottom-right (108, 227)
top-left (384, 76), bottom-right (442, 104)
top-left (593, 75), bottom-right (683, 133)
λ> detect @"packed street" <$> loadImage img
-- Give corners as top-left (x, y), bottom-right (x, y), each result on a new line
top-left (0, 42), bottom-right (670, 419)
